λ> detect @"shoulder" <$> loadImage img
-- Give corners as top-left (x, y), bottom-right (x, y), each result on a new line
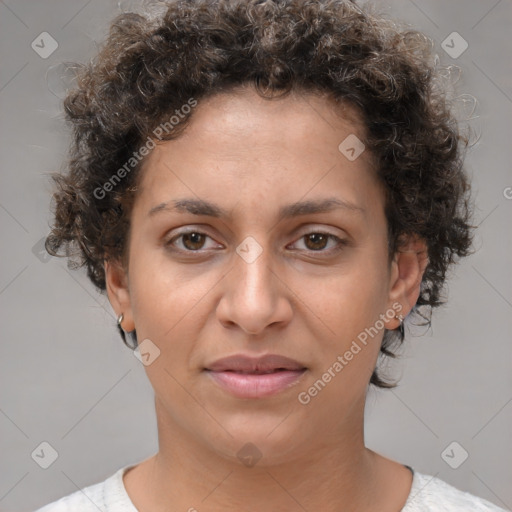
top-left (33, 465), bottom-right (137, 512)
top-left (402, 471), bottom-right (508, 512)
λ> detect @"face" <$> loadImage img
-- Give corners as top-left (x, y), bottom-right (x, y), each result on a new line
top-left (106, 86), bottom-right (423, 465)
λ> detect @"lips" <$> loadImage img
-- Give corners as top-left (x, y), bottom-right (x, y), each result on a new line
top-left (204, 354), bottom-right (308, 398)
top-left (205, 354), bottom-right (307, 373)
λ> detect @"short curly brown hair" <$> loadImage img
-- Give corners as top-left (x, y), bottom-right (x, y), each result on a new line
top-left (46, 0), bottom-right (474, 388)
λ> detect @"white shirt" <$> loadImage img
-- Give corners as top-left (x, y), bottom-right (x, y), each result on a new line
top-left (34, 464), bottom-right (508, 511)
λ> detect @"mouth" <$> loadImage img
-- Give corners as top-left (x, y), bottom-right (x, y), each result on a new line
top-left (218, 368), bottom-right (298, 374)
top-left (205, 353), bottom-right (306, 373)
top-left (204, 354), bottom-right (308, 398)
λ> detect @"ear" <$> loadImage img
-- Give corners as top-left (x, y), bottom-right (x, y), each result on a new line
top-left (386, 235), bottom-right (429, 328)
top-left (104, 259), bottom-right (135, 332)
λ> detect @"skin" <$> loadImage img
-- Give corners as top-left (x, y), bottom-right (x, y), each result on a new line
top-left (105, 85), bottom-right (429, 512)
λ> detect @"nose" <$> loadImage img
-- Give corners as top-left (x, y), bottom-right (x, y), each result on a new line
top-left (216, 238), bottom-right (293, 336)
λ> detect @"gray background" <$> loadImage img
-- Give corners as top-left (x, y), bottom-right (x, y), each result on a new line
top-left (0, 0), bottom-right (511, 510)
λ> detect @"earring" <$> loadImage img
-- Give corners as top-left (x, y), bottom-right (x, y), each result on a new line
top-left (395, 313), bottom-right (405, 337)
top-left (117, 313), bottom-right (137, 349)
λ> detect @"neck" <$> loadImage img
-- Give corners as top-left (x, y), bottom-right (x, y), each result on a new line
top-left (124, 398), bottom-right (402, 512)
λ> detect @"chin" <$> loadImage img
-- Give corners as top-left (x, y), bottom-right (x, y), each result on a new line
top-left (203, 416), bottom-right (311, 467)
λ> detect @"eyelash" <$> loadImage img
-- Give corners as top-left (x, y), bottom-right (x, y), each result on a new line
top-left (165, 229), bottom-right (348, 255)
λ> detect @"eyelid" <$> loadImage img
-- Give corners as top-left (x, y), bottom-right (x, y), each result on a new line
top-left (293, 223), bottom-right (346, 238)
top-left (292, 222), bottom-right (348, 240)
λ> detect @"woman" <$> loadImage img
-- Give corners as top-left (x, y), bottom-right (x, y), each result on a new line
top-left (36, 0), bottom-right (505, 510)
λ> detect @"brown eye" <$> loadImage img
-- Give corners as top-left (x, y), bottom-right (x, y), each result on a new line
top-left (304, 233), bottom-right (329, 250)
top-left (288, 231), bottom-right (347, 255)
top-left (180, 232), bottom-right (206, 250)
top-left (166, 230), bottom-right (220, 252)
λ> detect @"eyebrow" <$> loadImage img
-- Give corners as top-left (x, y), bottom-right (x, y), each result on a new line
top-left (148, 197), bottom-right (365, 221)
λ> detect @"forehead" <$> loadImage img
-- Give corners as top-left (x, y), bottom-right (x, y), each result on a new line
top-left (134, 86), bottom-right (381, 219)
top-left (175, 85), bottom-right (367, 152)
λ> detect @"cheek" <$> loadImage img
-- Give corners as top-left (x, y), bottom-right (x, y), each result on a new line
top-left (127, 243), bottom-right (179, 337)
top-left (126, 250), bottom-right (206, 391)
top-left (298, 256), bottom-right (391, 396)
top-left (310, 253), bottom-right (389, 336)
top-left (127, 244), bottom-right (222, 345)
top-left (297, 263), bottom-right (389, 412)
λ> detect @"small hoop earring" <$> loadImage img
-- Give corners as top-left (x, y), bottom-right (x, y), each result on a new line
top-left (116, 313), bottom-right (137, 349)
top-left (395, 313), bottom-right (405, 337)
